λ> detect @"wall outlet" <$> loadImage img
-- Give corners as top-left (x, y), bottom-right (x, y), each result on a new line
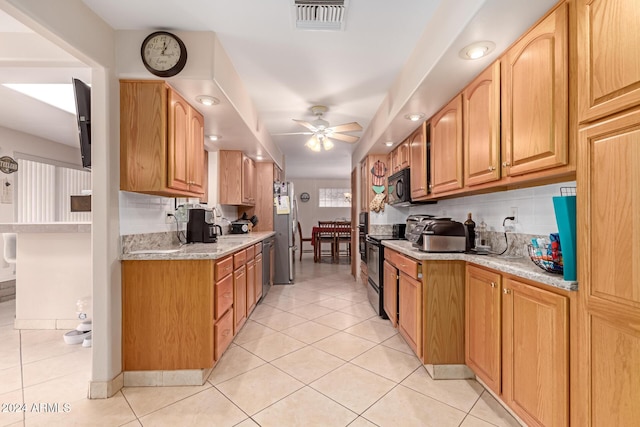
top-left (165, 211), bottom-right (175, 224)
top-left (510, 207), bottom-right (518, 224)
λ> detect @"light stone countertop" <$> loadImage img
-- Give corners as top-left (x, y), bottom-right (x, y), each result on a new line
top-left (120, 231), bottom-right (276, 261)
top-left (382, 240), bottom-right (578, 291)
top-left (0, 222), bottom-right (91, 233)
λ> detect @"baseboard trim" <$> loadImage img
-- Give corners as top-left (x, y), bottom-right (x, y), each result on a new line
top-left (14, 318), bottom-right (78, 330)
top-left (89, 372), bottom-right (124, 399)
top-left (423, 364), bottom-right (475, 380)
top-left (123, 368), bottom-right (212, 387)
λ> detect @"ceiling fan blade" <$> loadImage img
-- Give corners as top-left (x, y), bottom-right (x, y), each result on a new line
top-left (292, 119), bottom-right (318, 132)
top-left (272, 131), bottom-right (314, 136)
top-left (329, 133), bottom-right (360, 143)
top-left (327, 122), bottom-right (362, 133)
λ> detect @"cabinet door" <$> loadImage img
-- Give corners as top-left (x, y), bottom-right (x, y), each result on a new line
top-left (255, 253), bottom-right (263, 302)
top-left (502, 278), bottom-right (568, 427)
top-left (409, 123), bottom-right (429, 199)
top-left (219, 151), bottom-right (243, 205)
top-left (215, 273), bottom-right (233, 320)
top-left (187, 109), bottom-right (205, 194)
top-left (464, 61), bottom-right (501, 187)
top-left (398, 272), bottom-right (422, 357)
top-left (242, 155), bottom-right (256, 205)
top-left (431, 94), bottom-right (463, 194)
top-left (233, 265), bottom-right (247, 333)
top-left (383, 260), bottom-right (398, 327)
top-left (391, 148), bottom-right (399, 173)
top-left (168, 89), bottom-right (190, 192)
top-left (577, 107), bottom-right (640, 427)
top-left (502, 3), bottom-right (568, 177)
top-left (399, 140), bottom-right (410, 170)
top-left (465, 265), bottom-right (502, 394)
top-left (578, 0), bottom-right (640, 122)
top-left (214, 308), bottom-right (234, 361)
top-left (360, 159), bottom-right (368, 211)
top-left (246, 259), bottom-right (256, 315)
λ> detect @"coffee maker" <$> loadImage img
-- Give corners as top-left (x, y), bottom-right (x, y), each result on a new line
top-left (187, 208), bottom-right (221, 243)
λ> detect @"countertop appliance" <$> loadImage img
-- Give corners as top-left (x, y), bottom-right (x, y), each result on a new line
top-left (230, 220), bottom-right (251, 234)
top-left (407, 218), bottom-right (467, 252)
top-left (405, 214), bottom-right (435, 237)
top-left (187, 208), bottom-right (221, 243)
top-left (273, 181), bottom-right (298, 284)
top-left (366, 234), bottom-right (405, 318)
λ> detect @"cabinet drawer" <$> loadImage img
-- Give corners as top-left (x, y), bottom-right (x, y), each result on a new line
top-left (396, 254), bottom-right (419, 280)
top-left (254, 242), bottom-right (262, 255)
top-left (215, 256), bottom-right (234, 281)
top-left (214, 308), bottom-right (234, 361)
top-left (246, 245), bottom-right (255, 260)
top-left (215, 274), bottom-right (233, 320)
top-left (234, 249), bottom-right (247, 269)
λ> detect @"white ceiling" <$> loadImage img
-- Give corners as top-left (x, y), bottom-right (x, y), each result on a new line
top-left (0, 0), bottom-right (558, 179)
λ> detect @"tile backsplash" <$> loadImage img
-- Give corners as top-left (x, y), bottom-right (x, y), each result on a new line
top-left (119, 191), bottom-right (238, 236)
top-left (370, 181), bottom-right (576, 236)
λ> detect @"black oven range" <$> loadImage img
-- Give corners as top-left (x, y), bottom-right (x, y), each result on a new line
top-left (365, 233), bottom-right (404, 318)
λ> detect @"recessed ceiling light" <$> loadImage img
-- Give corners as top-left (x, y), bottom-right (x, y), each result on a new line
top-left (404, 113), bottom-right (425, 122)
top-left (459, 41), bottom-right (496, 60)
top-left (207, 135), bottom-right (220, 141)
top-left (196, 95), bottom-right (220, 106)
top-left (384, 142), bottom-right (394, 147)
top-left (3, 83), bottom-right (76, 113)
top-left (256, 155), bottom-right (264, 160)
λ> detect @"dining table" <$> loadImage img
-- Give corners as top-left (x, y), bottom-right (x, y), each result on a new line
top-left (311, 222), bottom-right (351, 263)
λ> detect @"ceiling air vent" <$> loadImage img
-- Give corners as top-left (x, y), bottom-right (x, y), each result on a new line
top-left (293, 0), bottom-right (348, 31)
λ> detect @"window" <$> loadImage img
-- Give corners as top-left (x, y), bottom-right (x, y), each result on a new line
top-left (318, 188), bottom-right (351, 207)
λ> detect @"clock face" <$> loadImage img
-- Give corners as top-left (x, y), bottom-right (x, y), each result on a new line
top-left (141, 31), bottom-right (187, 77)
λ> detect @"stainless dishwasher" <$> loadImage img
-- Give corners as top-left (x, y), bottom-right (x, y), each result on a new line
top-left (261, 236), bottom-right (275, 302)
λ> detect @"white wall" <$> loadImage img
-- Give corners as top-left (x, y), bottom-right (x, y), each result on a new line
top-left (291, 178), bottom-right (351, 238)
top-left (369, 181), bottom-right (576, 236)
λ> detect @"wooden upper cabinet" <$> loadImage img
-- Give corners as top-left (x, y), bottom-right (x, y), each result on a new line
top-left (120, 80), bottom-right (205, 198)
top-left (219, 150), bottom-right (255, 206)
top-left (502, 277), bottom-right (569, 427)
top-left (409, 122), bottom-right (429, 200)
top-left (464, 62), bottom-right (501, 187)
top-left (398, 140), bottom-right (410, 170)
top-left (578, 0), bottom-right (640, 122)
top-left (168, 89), bottom-right (205, 194)
top-left (431, 94), bottom-right (463, 194)
top-left (242, 154), bottom-right (256, 205)
top-left (501, 3), bottom-right (568, 177)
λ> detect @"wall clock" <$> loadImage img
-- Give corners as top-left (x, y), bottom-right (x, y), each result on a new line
top-left (300, 192), bottom-right (310, 202)
top-left (140, 31), bottom-right (187, 78)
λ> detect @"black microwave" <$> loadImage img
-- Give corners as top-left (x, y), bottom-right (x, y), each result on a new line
top-left (388, 168), bottom-right (411, 206)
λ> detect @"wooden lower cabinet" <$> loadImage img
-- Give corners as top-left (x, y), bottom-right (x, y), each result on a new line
top-left (465, 265), bottom-right (502, 394)
top-left (383, 260), bottom-right (398, 327)
top-left (465, 264), bottom-right (570, 427)
top-left (399, 272), bottom-right (422, 358)
top-left (122, 259), bottom-right (215, 371)
top-left (246, 258), bottom-right (256, 314)
top-left (214, 308), bottom-right (234, 361)
top-left (233, 265), bottom-right (247, 333)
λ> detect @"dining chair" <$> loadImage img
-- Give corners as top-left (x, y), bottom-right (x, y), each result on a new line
top-left (334, 221), bottom-right (351, 262)
top-left (316, 221), bottom-right (337, 262)
top-left (297, 222), bottom-right (313, 261)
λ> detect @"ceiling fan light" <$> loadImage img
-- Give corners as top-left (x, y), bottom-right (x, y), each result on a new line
top-left (322, 139), bottom-right (334, 150)
top-left (305, 137), bottom-right (321, 152)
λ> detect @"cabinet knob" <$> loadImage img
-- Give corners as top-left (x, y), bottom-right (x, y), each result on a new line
top-left (490, 282), bottom-right (496, 288)
top-left (502, 161), bottom-right (511, 167)
top-left (488, 166), bottom-right (496, 171)
top-left (503, 288), bottom-right (511, 294)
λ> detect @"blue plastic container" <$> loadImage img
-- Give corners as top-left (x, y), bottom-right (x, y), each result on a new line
top-left (553, 195), bottom-right (577, 281)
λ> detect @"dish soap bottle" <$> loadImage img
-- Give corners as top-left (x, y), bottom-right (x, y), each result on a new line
top-left (464, 213), bottom-right (476, 251)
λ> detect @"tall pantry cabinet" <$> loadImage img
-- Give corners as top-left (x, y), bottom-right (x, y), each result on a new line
top-left (575, 0), bottom-right (640, 425)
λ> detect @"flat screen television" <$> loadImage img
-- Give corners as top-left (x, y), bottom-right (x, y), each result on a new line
top-left (72, 78), bottom-right (91, 170)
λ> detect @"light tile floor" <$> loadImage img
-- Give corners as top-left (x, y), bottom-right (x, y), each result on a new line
top-left (0, 256), bottom-right (522, 427)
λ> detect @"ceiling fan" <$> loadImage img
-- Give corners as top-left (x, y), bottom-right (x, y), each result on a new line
top-left (276, 105), bottom-right (363, 152)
